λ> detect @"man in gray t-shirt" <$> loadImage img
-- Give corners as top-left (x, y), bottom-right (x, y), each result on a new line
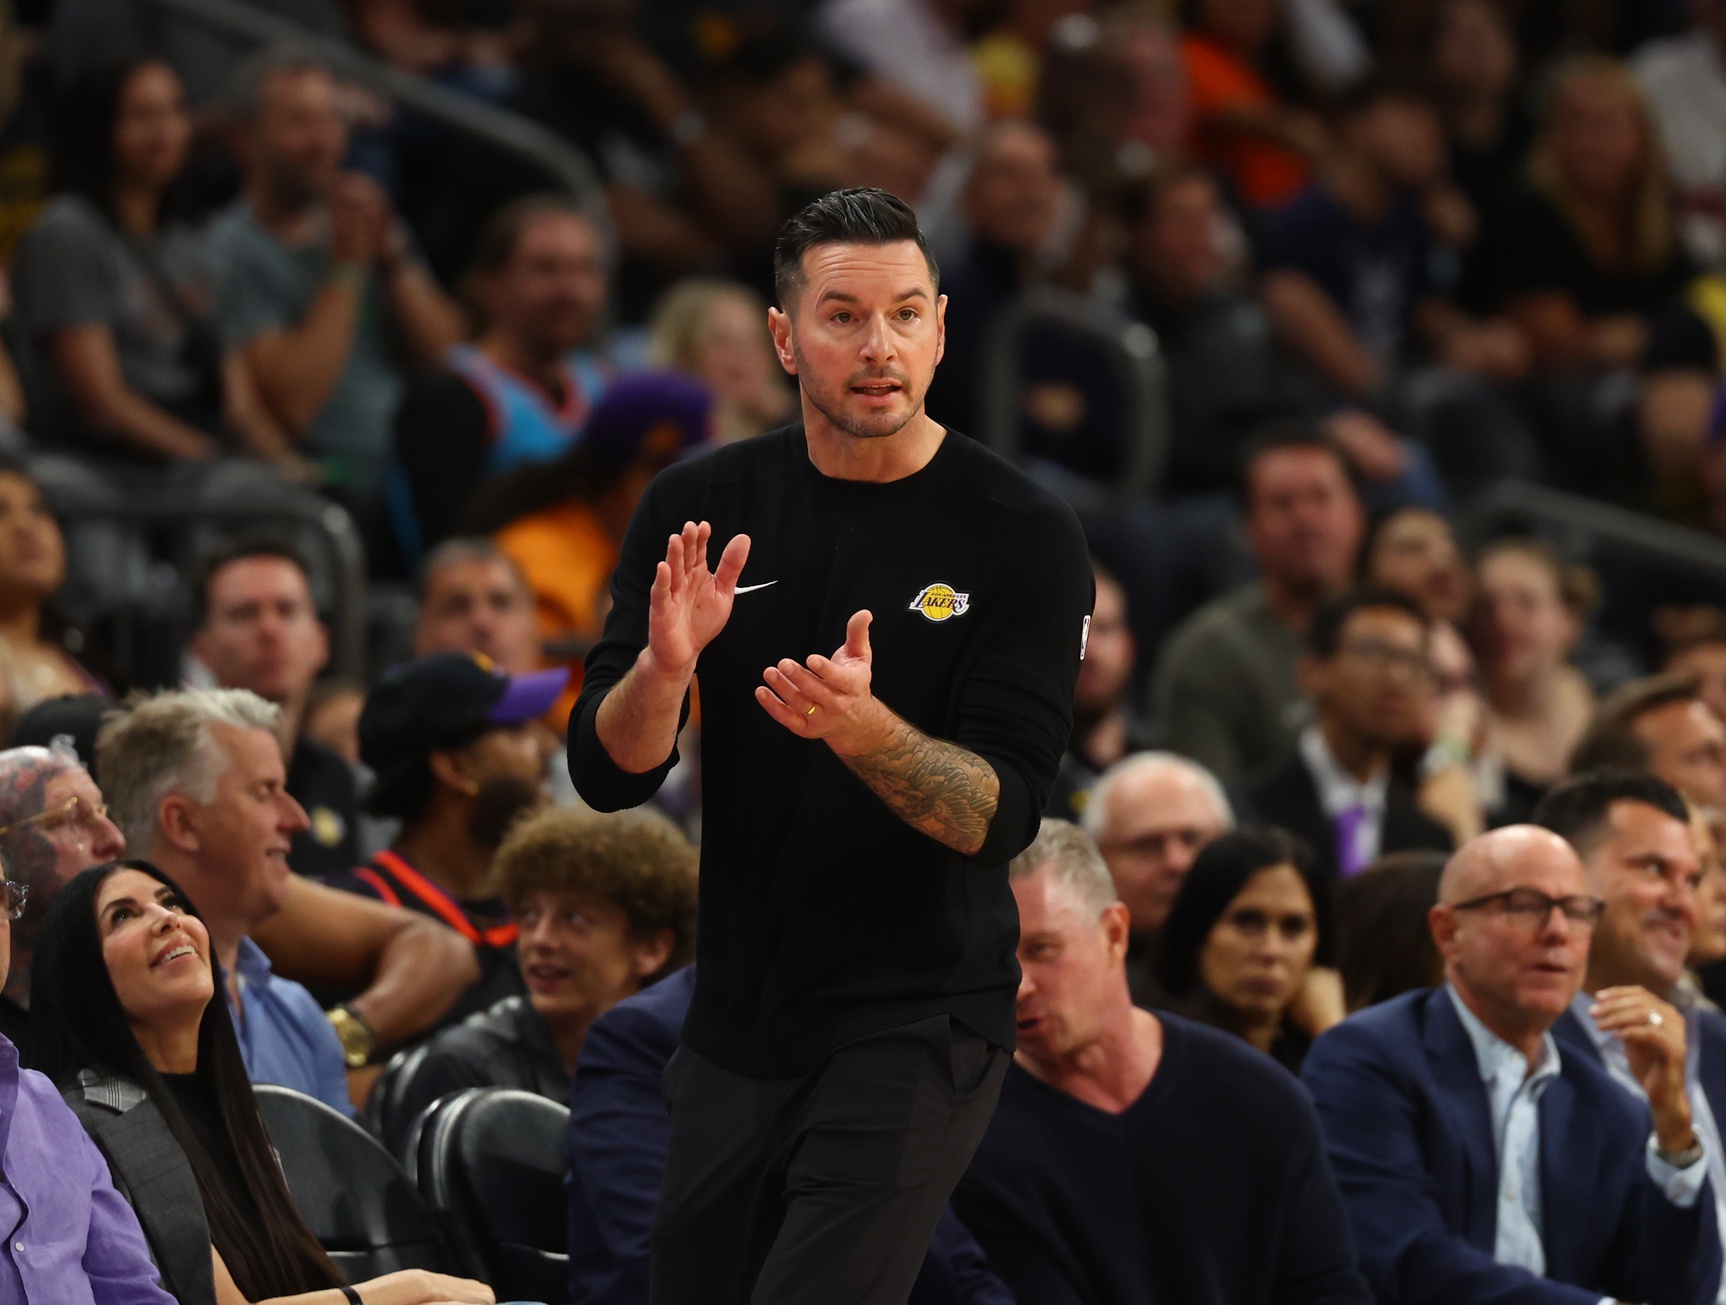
top-left (213, 50), bottom-right (461, 500)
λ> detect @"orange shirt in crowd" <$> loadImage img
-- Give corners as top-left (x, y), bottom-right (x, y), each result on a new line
top-left (496, 502), bottom-right (618, 727)
top-left (1181, 32), bottom-right (1310, 210)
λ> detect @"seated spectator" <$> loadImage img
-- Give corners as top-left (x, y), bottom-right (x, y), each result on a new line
top-left (476, 373), bottom-right (711, 668)
top-left (1334, 848), bottom-right (1446, 1010)
top-left (391, 196), bottom-right (611, 562)
top-left (1120, 163), bottom-right (1310, 498)
top-left (0, 741), bottom-right (124, 1058)
top-left (921, 119), bottom-right (1072, 441)
top-left (94, 689), bottom-right (351, 1114)
top-left (335, 652), bottom-right (564, 1025)
top-left (1, 725), bottom-right (479, 1079)
top-left (1152, 825), bottom-right (1332, 1070)
top-left (211, 47), bottom-right (462, 508)
top-left (1241, 588), bottom-right (1456, 881)
top-left (648, 279), bottom-right (793, 445)
top-left (32, 860), bottom-right (494, 1305)
top-left (1535, 769), bottom-right (1726, 1269)
top-left (381, 805), bottom-right (696, 1147)
top-left (190, 539), bottom-right (356, 880)
top-left (1152, 426), bottom-right (1366, 783)
top-left (1459, 57), bottom-right (1691, 379)
top-left (1572, 673), bottom-right (1726, 809)
top-left (1046, 562), bottom-right (1150, 822)
top-left (1260, 79), bottom-right (1528, 414)
top-left (0, 456), bottom-right (106, 735)
top-left (1082, 752), bottom-right (1233, 1007)
top-left (1303, 824), bottom-right (1720, 1305)
top-left (1665, 616), bottom-right (1726, 726)
top-left (0, 855), bottom-right (178, 1305)
top-left (10, 59), bottom-right (281, 467)
top-left (566, 961), bottom-right (1015, 1305)
top-left (1474, 538), bottom-right (1598, 821)
top-left (1362, 507), bottom-right (1472, 628)
top-left (1635, 0), bottom-right (1726, 269)
top-left (412, 537), bottom-right (543, 675)
top-left (1179, 0), bottom-right (1320, 211)
top-left (951, 820), bottom-right (1371, 1304)
top-left (1425, 0), bottom-right (1532, 223)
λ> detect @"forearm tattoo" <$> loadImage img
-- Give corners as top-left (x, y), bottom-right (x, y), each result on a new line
top-left (839, 715), bottom-right (1000, 856)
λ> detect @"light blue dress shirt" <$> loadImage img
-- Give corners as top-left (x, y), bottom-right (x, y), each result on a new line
top-left (1569, 988), bottom-right (1726, 1303)
top-left (1447, 985), bottom-right (1704, 1305)
top-left (226, 937), bottom-right (355, 1117)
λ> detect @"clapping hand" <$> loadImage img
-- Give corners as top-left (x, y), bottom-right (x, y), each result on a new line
top-left (646, 521), bottom-right (751, 681)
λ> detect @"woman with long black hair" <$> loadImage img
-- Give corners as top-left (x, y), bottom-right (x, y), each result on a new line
top-left (10, 59), bottom-right (288, 465)
top-left (32, 859), bottom-right (493, 1305)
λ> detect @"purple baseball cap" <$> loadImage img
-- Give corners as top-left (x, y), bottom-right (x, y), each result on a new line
top-left (360, 652), bottom-right (569, 775)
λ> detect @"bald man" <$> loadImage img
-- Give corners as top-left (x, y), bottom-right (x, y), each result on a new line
top-left (1303, 826), bottom-right (1722, 1305)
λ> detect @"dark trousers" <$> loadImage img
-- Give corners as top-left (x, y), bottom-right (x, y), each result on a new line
top-left (650, 1014), bottom-right (1008, 1305)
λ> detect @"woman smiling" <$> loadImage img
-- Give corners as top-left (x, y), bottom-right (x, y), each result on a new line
top-left (31, 860), bottom-right (493, 1305)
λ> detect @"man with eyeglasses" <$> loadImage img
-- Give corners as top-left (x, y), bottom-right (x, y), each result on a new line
top-left (1241, 587), bottom-right (1454, 886)
top-left (0, 854), bottom-right (179, 1305)
top-left (1304, 824), bottom-right (1720, 1305)
top-left (1538, 769), bottom-right (1726, 1305)
top-left (0, 744), bottom-right (125, 1062)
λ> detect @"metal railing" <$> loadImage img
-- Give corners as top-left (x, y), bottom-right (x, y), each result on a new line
top-left (1460, 481), bottom-right (1726, 583)
top-left (977, 284), bottom-right (1169, 505)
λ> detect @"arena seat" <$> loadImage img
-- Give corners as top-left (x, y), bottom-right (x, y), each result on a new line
top-left (254, 1084), bottom-right (460, 1280)
top-left (415, 1087), bottom-right (571, 1303)
top-left (366, 1041), bottom-right (434, 1164)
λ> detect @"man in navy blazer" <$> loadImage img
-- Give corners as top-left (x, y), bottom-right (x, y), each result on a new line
top-left (1538, 769), bottom-right (1726, 1305)
top-left (564, 965), bottom-right (1015, 1305)
top-left (1303, 824), bottom-right (1720, 1305)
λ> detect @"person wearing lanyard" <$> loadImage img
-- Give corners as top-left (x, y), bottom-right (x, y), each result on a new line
top-left (331, 652), bottom-right (566, 1029)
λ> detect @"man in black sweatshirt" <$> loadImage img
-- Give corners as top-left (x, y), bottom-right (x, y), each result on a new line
top-left (570, 188), bottom-right (1092, 1305)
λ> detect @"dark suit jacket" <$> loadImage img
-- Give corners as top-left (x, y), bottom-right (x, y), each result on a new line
top-left (1301, 988), bottom-right (1721, 1305)
top-left (1239, 750), bottom-right (1453, 885)
top-left (64, 1070), bottom-right (218, 1305)
top-left (565, 965), bottom-right (1014, 1305)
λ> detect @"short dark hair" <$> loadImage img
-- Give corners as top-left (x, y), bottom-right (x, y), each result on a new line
top-left (1533, 767), bottom-right (1691, 860)
top-left (471, 193), bottom-right (590, 276)
top-left (1307, 586), bottom-right (1429, 658)
top-left (1154, 825), bottom-right (1334, 1001)
top-left (1569, 673), bottom-right (1703, 775)
top-left (1238, 420), bottom-right (1356, 506)
top-left (1335, 849), bottom-right (1446, 1011)
top-left (194, 536), bottom-right (314, 630)
top-left (772, 188), bottom-right (939, 309)
top-left (1334, 71), bottom-right (1441, 120)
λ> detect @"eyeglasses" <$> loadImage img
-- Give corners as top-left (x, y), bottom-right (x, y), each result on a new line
top-left (1449, 887), bottom-right (1606, 929)
top-left (0, 795), bottom-right (110, 842)
top-left (0, 882), bottom-right (25, 922)
top-left (1338, 637), bottom-right (1436, 681)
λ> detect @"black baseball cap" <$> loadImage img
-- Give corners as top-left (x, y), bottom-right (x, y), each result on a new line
top-left (359, 652), bottom-right (568, 777)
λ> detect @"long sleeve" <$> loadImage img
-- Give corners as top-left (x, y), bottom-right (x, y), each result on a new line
top-left (1301, 1022), bottom-right (1601, 1305)
top-left (1274, 1092), bottom-right (1375, 1305)
top-left (81, 1139), bottom-right (180, 1305)
top-left (566, 1004), bottom-right (681, 1304)
top-left (949, 494), bottom-right (1092, 867)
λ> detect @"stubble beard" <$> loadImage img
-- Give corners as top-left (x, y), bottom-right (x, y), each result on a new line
top-left (794, 343), bottom-right (922, 442)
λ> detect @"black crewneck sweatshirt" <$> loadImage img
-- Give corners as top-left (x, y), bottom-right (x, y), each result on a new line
top-left (571, 425), bottom-right (1092, 1076)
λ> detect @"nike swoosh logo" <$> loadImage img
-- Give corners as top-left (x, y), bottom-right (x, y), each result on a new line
top-left (735, 581), bottom-right (778, 594)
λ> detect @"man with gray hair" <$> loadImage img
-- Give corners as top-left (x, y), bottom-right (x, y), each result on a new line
top-left (209, 45), bottom-right (462, 505)
top-left (952, 819), bottom-right (1370, 1305)
top-left (1083, 751), bottom-right (1232, 1005)
top-left (98, 689), bottom-right (353, 1114)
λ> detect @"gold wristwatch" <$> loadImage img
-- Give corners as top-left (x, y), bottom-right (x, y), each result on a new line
top-left (327, 1005), bottom-right (376, 1069)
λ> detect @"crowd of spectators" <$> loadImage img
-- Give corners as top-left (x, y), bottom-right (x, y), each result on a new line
top-left (19, 0), bottom-right (1726, 1302)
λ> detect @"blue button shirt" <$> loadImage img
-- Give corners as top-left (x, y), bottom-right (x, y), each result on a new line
top-left (0, 1033), bottom-right (175, 1305)
top-left (227, 937), bottom-right (354, 1117)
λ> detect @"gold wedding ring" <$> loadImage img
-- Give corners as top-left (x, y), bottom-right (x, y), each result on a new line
top-left (805, 703), bottom-right (819, 717)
